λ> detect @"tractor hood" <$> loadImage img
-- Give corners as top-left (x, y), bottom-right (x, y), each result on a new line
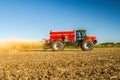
top-left (85, 36), bottom-right (97, 44)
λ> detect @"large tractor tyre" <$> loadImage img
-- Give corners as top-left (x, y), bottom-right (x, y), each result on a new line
top-left (52, 41), bottom-right (64, 51)
top-left (81, 40), bottom-right (94, 51)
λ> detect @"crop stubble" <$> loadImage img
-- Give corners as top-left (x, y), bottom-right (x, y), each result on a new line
top-left (0, 48), bottom-right (120, 80)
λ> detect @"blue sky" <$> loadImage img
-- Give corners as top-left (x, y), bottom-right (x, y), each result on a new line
top-left (0, 0), bottom-right (120, 43)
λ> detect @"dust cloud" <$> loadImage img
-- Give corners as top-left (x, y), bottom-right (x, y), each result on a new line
top-left (0, 40), bottom-right (45, 53)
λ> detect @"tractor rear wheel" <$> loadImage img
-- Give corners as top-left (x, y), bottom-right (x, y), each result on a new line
top-left (81, 40), bottom-right (93, 51)
top-left (52, 41), bottom-right (64, 51)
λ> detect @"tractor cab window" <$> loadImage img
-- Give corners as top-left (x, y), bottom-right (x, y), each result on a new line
top-left (76, 30), bottom-right (86, 40)
top-left (76, 31), bottom-right (81, 38)
top-left (80, 31), bottom-right (86, 37)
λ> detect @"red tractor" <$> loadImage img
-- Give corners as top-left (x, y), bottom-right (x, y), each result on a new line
top-left (44, 28), bottom-right (97, 51)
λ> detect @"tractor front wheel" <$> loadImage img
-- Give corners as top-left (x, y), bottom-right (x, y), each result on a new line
top-left (52, 41), bottom-right (64, 51)
top-left (81, 40), bottom-right (93, 51)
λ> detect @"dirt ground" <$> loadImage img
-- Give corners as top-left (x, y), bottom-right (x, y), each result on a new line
top-left (0, 48), bottom-right (120, 80)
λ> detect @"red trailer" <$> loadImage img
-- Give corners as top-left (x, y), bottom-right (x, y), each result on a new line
top-left (50, 30), bottom-right (75, 41)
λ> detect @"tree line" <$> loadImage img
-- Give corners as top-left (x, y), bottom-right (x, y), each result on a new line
top-left (95, 42), bottom-right (120, 48)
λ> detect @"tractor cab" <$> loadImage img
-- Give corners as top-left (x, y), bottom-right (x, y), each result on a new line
top-left (76, 29), bottom-right (86, 41)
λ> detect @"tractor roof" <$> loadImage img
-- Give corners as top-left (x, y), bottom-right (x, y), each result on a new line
top-left (76, 28), bottom-right (86, 32)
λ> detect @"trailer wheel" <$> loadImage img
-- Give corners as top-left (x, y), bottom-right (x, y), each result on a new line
top-left (81, 40), bottom-right (93, 51)
top-left (52, 41), bottom-right (64, 51)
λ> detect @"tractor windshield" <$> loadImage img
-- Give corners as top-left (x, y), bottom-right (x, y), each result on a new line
top-left (76, 30), bottom-right (86, 40)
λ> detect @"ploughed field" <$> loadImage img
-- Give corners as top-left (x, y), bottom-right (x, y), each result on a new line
top-left (0, 48), bottom-right (120, 80)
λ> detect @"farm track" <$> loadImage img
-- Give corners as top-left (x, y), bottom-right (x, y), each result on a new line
top-left (0, 48), bottom-right (120, 80)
